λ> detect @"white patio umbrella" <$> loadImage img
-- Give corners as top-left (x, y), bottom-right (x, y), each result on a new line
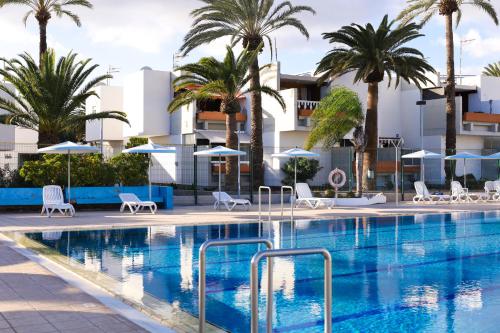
top-left (272, 148), bottom-right (320, 190)
top-left (122, 143), bottom-right (176, 201)
top-left (193, 146), bottom-right (246, 207)
top-left (402, 150), bottom-right (442, 183)
top-left (445, 152), bottom-right (484, 188)
top-left (38, 141), bottom-right (99, 202)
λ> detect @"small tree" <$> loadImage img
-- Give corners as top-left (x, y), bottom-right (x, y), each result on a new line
top-left (281, 158), bottom-right (322, 186)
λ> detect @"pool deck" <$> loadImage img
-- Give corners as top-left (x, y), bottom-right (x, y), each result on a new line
top-left (0, 202), bottom-right (499, 232)
top-left (0, 241), bottom-right (149, 333)
top-left (1, 202), bottom-right (499, 333)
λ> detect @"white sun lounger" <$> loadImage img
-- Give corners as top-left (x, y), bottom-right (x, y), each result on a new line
top-left (413, 181), bottom-right (450, 204)
top-left (41, 185), bottom-right (75, 218)
top-left (213, 192), bottom-right (252, 211)
top-left (119, 193), bottom-right (157, 214)
top-left (450, 181), bottom-right (488, 203)
top-left (295, 183), bottom-right (333, 209)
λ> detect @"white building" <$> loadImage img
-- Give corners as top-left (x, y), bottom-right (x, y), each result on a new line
top-left (85, 63), bottom-right (500, 187)
top-left (0, 82), bottom-right (38, 170)
top-left (85, 84), bottom-right (124, 156)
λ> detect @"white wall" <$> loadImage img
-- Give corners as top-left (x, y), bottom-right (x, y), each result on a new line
top-left (123, 69), bottom-right (171, 138)
top-left (85, 85), bottom-right (124, 142)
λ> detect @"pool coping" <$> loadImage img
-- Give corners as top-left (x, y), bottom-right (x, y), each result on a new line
top-left (1, 232), bottom-right (225, 333)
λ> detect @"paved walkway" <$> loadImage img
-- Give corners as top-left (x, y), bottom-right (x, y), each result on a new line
top-left (0, 242), bottom-right (148, 333)
top-left (1, 202), bottom-right (500, 232)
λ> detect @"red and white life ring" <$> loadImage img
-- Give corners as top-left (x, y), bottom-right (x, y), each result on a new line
top-left (328, 168), bottom-right (347, 190)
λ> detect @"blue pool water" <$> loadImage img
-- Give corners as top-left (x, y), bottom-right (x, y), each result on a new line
top-left (22, 211), bottom-right (500, 332)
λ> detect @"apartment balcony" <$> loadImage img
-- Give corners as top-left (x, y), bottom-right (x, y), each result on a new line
top-left (297, 100), bottom-right (320, 127)
top-left (197, 111), bottom-right (247, 122)
top-left (462, 112), bottom-right (500, 136)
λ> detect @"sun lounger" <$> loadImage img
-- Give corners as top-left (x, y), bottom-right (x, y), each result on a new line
top-left (41, 185), bottom-right (75, 218)
top-left (119, 193), bottom-right (157, 214)
top-left (450, 181), bottom-right (488, 203)
top-left (213, 192), bottom-right (252, 211)
top-left (295, 183), bottom-right (333, 209)
top-left (412, 181), bottom-right (450, 204)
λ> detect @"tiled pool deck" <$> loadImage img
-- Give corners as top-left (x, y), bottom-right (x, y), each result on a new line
top-left (0, 242), bottom-right (148, 333)
top-left (1, 202), bottom-right (500, 332)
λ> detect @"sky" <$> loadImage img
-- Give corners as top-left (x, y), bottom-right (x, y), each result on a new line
top-left (2, 0), bottom-right (500, 84)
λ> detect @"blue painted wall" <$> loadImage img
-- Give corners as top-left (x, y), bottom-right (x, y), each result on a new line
top-left (0, 186), bottom-right (174, 209)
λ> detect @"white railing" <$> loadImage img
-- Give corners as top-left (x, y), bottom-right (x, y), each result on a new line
top-left (297, 100), bottom-right (320, 111)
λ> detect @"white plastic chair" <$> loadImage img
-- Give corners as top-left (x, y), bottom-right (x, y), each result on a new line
top-left (413, 181), bottom-right (450, 204)
top-left (212, 192), bottom-right (252, 211)
top-left (295, 183), bottom-right (333, 209)
top-left (484, 181), bottom-right (497, 201)
top-left (119, 193), bottom-right (157, 214)
top-left (41, 185), bottom-right (75, 218)
top-left (451, 181), bottom-right (487, 203)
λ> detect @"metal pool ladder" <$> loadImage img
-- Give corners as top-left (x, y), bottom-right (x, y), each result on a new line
top-left (250, 247), bottom-right (333, 333)
top-left (280, 186), bottom-right (294, 221)
top-left (198, 238), bottom-right (274, 333)
top-left (258, 186), bottom-right (272, 223)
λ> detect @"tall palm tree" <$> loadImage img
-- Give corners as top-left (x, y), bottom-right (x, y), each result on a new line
top-left (0, 0), bottom-right (93, 62)
top-left (483, 61), bottom-right (500, 77)
top-left (398, 0), bottom-right (498, 179)
top-left (315, 15), bottom-right (434, 190)
top-left (168, 46), bottom-right (285, 188)
top-left (0, 50), bottom-right (129, 146)
top-left (180, 0), bottom-right (315, 186)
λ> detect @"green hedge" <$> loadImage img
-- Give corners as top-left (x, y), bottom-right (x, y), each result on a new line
top-left (19, 153), bottom-right (149, 187)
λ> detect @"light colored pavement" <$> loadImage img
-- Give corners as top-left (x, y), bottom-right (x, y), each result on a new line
top-left (0, 202), bottom-right (499, 232)
top-left (0, 242), bottom-right (149, 333)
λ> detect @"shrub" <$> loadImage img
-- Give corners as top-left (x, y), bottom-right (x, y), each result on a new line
top-left (109, 153), bottom-right (149, 186)
top-left (20, 154), bottom-right (116, 187)
top-left (281, 158), bottom-right (322, 186)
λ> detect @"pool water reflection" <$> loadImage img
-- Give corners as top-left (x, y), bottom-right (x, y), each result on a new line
top-left (23, 211), bottom-right (500, 332)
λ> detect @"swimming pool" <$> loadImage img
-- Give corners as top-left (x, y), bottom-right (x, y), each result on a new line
top-left (19, 211), bottom-right (500, 332)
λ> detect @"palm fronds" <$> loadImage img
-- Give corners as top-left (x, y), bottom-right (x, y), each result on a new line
top-left (0, 49), bottom-right (128, 144)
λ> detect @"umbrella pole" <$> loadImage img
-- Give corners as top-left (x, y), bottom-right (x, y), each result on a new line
top-left (219, 155), bottom-right (222, 210)
top-left (67, 152), bottom-right (71, 203)
top-left (422, 159), bottom-right (425, 184)
top-left (294, 157), bottom-right (297, 192)
top-left (463, 159), bottom-right (466, 188)
top-left (149, 153), bottom-right (152, 201)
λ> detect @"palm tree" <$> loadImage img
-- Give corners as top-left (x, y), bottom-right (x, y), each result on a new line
top-left (0, 0), bottom-right (93, 62)
top-left (315, 15), bottom-right (434, 190)
top-left (483, 61), bottom-right (500, 77)
top-left (398, 0), bottom-right (498, 179)
top-left (168, 46), bottom-right (285, 188)
top-left (180, 0), bottom-right (315, 186)
top-left (0, 50), bottom-right (129, 146)
top-left (305, 86), bottom-right (364, 196)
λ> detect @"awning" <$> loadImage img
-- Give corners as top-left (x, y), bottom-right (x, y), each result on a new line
top-left (196, 130), bottom-right (250, 144)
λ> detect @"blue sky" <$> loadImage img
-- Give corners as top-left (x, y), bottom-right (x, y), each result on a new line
top-left (1, 0), bottom-right (500, 83)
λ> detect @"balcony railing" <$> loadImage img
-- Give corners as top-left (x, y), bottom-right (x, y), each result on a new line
top-left (463, 112), bottom-right (500, 124)
top-left (197, 111), bottom-right (247, 122)
top-left (297, 100), bottom-right (320, 114)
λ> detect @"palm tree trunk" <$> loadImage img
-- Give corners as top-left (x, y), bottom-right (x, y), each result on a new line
top-left (355, 150), bottom-right (363, 197)
top-left (444, 13), bottom-right (457, 180)
top-left (247, 45), bottom-right (264, 188)
top-left (225, 112), bottom-right (238, 190)
top-left (362, 82), bottom-right (379, 191)
top-left (38, 129), bottom-right (59, 148)
top-left (38, 20), bottom-right (48, 65)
